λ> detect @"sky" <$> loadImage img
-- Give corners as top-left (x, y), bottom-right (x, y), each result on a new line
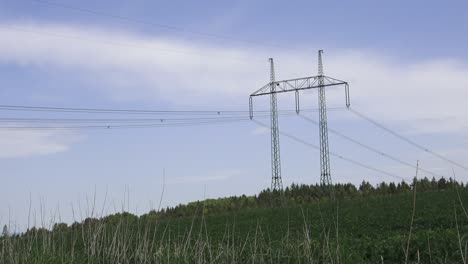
top-left (1, 0), bottom-right (468, 231)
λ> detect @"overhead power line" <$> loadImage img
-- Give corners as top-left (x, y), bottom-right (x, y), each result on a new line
top-left (0, 112), bottom-right (305, 130)
top-left (0, 103), bottom-right (342, 129)
top-left (0, 112), bottom-right (299, 126)
top-left (0, 104), bottom-right (344, 115)
top-left (0, 115), bottom-right (278, 123)
top-left (298, 114), bottom-right (444, 178)
top-left (252, 119), bottom-right (409, 182)
top-left (0, 103), bottom-right (253, 115)
top-left (0, 25), bottom-right (266, 64)
top-left (349, 107), bottom-right (468, 171)
top-left (30, 0), bottom-right (292, 50)
top-left (0, 116), bottom-right (253, 130)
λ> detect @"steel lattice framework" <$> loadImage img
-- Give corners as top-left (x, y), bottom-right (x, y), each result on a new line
top-left (250, 51), bottom-right (350, 194)
top-left (268, 58), bottom-right (283, 191)
top-left (317, 50), bottom-right (332, 196)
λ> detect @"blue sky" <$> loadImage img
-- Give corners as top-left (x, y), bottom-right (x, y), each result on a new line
top-left (1, 0), bottom-right (468, 230)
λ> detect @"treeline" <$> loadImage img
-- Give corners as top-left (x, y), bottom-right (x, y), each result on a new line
top-left (1, 177), bottom-right (467, 263)
top-left (152, 177), bottom-right (466, 219)
top-left (2, 177), bottom-right (465, 235)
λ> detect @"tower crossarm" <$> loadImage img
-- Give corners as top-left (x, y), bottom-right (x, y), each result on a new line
top-left (249, 75), bottom-right (349, 119)
top-left (250, 75), bottom-right (349, 99)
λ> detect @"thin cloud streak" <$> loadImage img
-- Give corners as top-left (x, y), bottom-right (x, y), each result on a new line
top-left (0, 128), bottom-right (82, 158)
top-left (0, 22), bottom-right (467, 135)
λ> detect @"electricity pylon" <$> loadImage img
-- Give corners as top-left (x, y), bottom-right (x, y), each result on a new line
top-left (317, 50), bottom-right (332, 193)
top-left (268, 58), bottom-right (283, 191)
top-left (250, 51), bottom-right (350, 196)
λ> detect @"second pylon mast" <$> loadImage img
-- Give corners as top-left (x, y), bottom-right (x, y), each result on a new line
top-left (317, 50), bottom-right (333, 193)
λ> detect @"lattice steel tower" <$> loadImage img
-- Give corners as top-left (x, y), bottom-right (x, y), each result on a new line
top-left (269, 58), bottom-right (283, 191)
top-left (317, 50), bottom-right (333, 191)
top-left (250, 51), bottom-right (349, 195)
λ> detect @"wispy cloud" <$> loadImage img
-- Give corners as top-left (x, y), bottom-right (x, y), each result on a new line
top-left (0, 128), bottom-right (81, 158)
top-left (0, 23), bottom-right (271, 103)
top-left (0, 22), bottom-right (467, 135)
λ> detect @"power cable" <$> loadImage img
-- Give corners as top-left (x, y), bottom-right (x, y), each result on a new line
top-left (0, 104), bottom-right (343, 115)
top-left (0, 112), bottom-right (301, 130)
top-left (0, 103), bottom-right (261, 114)
top-left (298, 114), bottom-right (444, 178)
top-left (349, 107), bottom-right (468, 171)
top-left (0, 116), bottom-right (252, 130)
top-left (0, 115), bottom-right (274, 123)
top-left (0, 25), bottom-right (269, 64)
top-left (0, 112), bottom-right (299, 124)
top-left (30, 0), bottom-right (293, 50)
top-left (252, 119), bottom-right (409, 181)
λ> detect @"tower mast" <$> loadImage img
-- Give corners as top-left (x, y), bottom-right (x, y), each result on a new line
top-left (269, 58), bottom-right (283, 191)
top-left (317, 50), bottom-right (333, 196)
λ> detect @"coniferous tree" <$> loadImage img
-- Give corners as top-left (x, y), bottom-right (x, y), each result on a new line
top-left (1, 225), bottom-right (8, 238)
top-left (438, 177), bottom-right (447, 190)
top-left (431, 177), bottom-right (438, 190)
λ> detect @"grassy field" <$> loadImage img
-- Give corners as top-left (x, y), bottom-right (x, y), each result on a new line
top-left (1, 187), bottom-right (467, 263)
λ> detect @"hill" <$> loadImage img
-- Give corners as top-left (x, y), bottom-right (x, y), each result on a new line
top-left (1, 178), bottom-right (467, 263)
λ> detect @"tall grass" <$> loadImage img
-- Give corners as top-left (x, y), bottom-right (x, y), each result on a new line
top-left (1, 185), bottom-right (467, 263)
top-left (0, 208), bottom-right (342, 263)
